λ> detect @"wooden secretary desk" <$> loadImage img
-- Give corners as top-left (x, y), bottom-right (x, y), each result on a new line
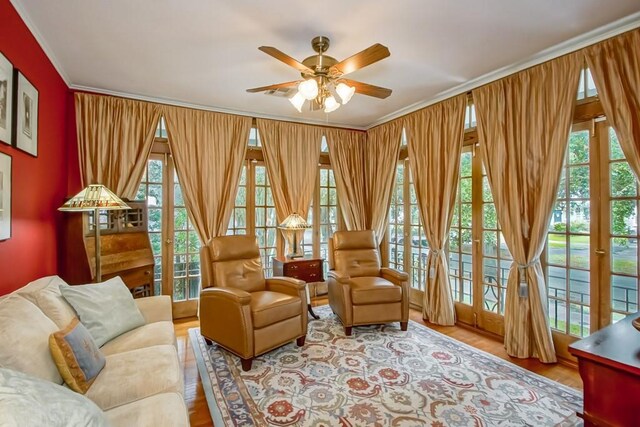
top-left (62, 200), bottom-right (155, 298)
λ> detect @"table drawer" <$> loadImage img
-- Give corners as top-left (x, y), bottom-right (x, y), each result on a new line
top-left (284, 262), bottom-right (323, 282)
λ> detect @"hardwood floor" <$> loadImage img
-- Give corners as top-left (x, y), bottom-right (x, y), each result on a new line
top-left (174, 299), bottom-right (583, 427)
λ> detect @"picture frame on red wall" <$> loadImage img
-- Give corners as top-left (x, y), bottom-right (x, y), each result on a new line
top-left (0, 52), bottom-right (13, 146)
top-left (0, 151), bottom-right (11, 241)
top-left (12, 69), bottom-right (38, 157)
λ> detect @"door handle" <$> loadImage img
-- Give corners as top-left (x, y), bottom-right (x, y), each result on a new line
top-left (166, 239), bottom-right (173, 244)
top-left (595, 249), bottom-right (605, 255)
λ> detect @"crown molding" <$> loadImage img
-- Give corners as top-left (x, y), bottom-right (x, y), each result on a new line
top-left (10, 0), bottom-right (71, 85)
top-left (366, 11), bottom-right (640, 129)
top-left (11, 0), bottom-right (640, 130)
top-left (69, 84), bottom-right (368, 130)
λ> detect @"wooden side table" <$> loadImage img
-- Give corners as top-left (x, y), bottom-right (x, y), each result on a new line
top-left (272, 256), bottom-right (324, 319)
top-left (568, 312), bottom-right (640, 426)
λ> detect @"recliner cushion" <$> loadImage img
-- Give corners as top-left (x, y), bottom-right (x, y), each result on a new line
top-left (250, 291), bottom-right (301, 329)
top-left (349, 277), bottom-right (402, 305)
top-left (335, 249), bottom-right (381, 278)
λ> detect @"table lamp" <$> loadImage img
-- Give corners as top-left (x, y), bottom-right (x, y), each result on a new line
top-left (59, 184), bottom-right (130, 282)
top-left (278, 213), bottom-right (311, 259)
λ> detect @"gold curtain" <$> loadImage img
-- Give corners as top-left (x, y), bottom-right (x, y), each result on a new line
top-left (404, 95), bottom-right (466, 326)
top-left (326, 128), bottom-right (368, 231)
top-left (585, 29), bottom-right (640, 179)
top-left (162, 106), bottom-right (252, 243)
top-left (256, 119), bottom-right (323, 223)
top-left (75, 93), bottom-right (161, 199)
top-left (365, 121), bottom-right (403, 241)
top-left (473, 53), bottom-right (580, 363)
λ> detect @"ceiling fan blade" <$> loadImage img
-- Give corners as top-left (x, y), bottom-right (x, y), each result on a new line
top-left (339, 78), bottom-right (392, 99)
top-left (258, 46), bottom-right (314, 74)
top-left (246, 80), bottom-right (300, 93)
top-left (330, 43), bottom-right (390, 76)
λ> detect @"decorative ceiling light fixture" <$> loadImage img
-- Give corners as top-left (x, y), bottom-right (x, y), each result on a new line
top-left (248, 36), bottom-right (392, 113)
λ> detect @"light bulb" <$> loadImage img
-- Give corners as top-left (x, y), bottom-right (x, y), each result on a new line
top-left (335, 82), bottom-right (355, 104)
top-left (324, 96), bottom-right (340, 113)
top-left (298, 79), bottom-right (318, 100)
top-left (289, 92), bottom-right (305, 112)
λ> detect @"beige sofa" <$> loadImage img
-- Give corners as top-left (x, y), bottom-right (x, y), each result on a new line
top-left (0, 275), bottom-right (189, 427)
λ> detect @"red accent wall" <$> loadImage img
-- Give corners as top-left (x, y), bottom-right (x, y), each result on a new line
top-left (0, 0), bottom-right (70, 294)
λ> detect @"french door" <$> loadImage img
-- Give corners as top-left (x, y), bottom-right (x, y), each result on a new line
top-left (136, 153), bottom-right (201, 318)
top-left (392, 120), bottom-right (640, 358)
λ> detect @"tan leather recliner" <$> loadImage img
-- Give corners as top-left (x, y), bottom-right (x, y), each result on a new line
top-left (328, 230), bottom-right (410, 335)
top-left (199, 235), bottom-right (307, 371)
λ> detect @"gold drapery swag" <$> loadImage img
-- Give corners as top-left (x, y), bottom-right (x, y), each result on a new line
top-left (585, 28), bottom-right (640, 180)
top-left (256, 119), bottom-right (323, 223)
top-left (364, 122), bottom-right (403, 241)
top-left (326, 123), bottom-right (402, 243)
top-left (326, 128), bottom-right (369, 232)
top-left (75, 93), bottom-right (161, 199)
top-left (473, 53), bottom-right (581, 363)
top-left (404, 94), bottom-right (466, 326)
top-left (162, 106), bottom-right (252, 245)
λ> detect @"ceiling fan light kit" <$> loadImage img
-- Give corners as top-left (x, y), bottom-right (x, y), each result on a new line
top-left (248, 36), bottom-right (392, 113)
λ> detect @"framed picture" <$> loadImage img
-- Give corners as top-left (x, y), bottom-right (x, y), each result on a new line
top-left (0, 52), bottom-right (13, 146)
top-left (13, 70), bottom-right (38, 157)
top-left (0, 152), bottom-right (11, 240)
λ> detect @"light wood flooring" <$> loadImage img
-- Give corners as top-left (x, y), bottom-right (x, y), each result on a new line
top-left (174, 299), bottom-right (582, 427)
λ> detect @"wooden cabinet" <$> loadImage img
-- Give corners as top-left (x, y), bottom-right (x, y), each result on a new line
top-left (568, 312), bottom-right (640, 426)
top-left (62, 200), bottom-right (155, 298)
top-left (272, 257), bottom-right (324, 283)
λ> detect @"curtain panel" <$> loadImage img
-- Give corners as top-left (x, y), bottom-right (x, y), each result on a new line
top-left (585, 29), bottom-right (640, 180)
top-left (326, 128), bottom-right (368, 232)
top-left (75, 93), bottom-right (161, 199)
top-left (473, 53), bottom-right (581, 363)
top-left (364, 121), bottom-right (403, 241)
top-left (256, 119), bottom-right (323, 223)
top-left (404, 94), bottom-right (466, 326)
top-left (162, 106), bottom-right (251, 245)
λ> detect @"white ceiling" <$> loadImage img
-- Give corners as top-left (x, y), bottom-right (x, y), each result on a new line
top-left (11, 0), bottom-right (640, 129)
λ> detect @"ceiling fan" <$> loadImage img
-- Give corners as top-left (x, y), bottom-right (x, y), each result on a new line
top-left (247, 36), bottom-right (392, 113)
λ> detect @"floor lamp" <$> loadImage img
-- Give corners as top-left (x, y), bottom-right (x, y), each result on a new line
top-left (59, 184), bottom-right (130, 282)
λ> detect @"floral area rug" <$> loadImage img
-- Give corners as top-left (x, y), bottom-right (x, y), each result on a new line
top-left (189, 305), bottom-right (582, 426)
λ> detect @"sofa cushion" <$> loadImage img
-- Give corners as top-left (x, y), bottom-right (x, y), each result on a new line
top-left (49, 319), bottom-right (106, 393)
top-left (60, 277), bottom-right (146, 347)
top-left (0, 295), bottom-right (63, 384)
top-left (0, 367), bottom-right (109, 427)
top-left (100, 321), bottom-right (176, 356)
top-left (105, 392), bottom-right (189, 427)
top-left (86, 344), bottom-right (183, 410)
top-left (349, 277), bottom-right (402, 305)
top-left (134, 295), bottom-right (173, 324)
top-left (250, 291), bottom-right (301, 329)
top-left (17, 275), bottom-right (77, 328)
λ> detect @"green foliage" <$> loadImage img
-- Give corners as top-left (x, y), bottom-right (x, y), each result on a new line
top-left (553, 222), bottom-right (567, 232)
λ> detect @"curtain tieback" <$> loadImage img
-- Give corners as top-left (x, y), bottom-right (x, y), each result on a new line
top-left (428, 249), bottom-right (441, 279)
top-left (516, 258), bottom-right (539, 298)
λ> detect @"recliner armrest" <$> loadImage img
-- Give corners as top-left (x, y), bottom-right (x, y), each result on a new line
top-left (200, 287), bottom-right (252, 305)
top-left (265, 277), bottom-right (306, 296)
top-left (380, 267), bottom-right (409, 284)
top-left (328, 270), bottom-right (351, 284)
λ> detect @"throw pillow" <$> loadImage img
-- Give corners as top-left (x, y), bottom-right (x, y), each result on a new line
top-left (49, 318), bottom-right (106, 393)
top-left (0, 367), bottom-right (110, 427)
top-left (18, 275), bottom-right (78, 328)
top-left (0, 295), bottom-right (63, 384)
top-left (60, 277), bottom-right (145, 347)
